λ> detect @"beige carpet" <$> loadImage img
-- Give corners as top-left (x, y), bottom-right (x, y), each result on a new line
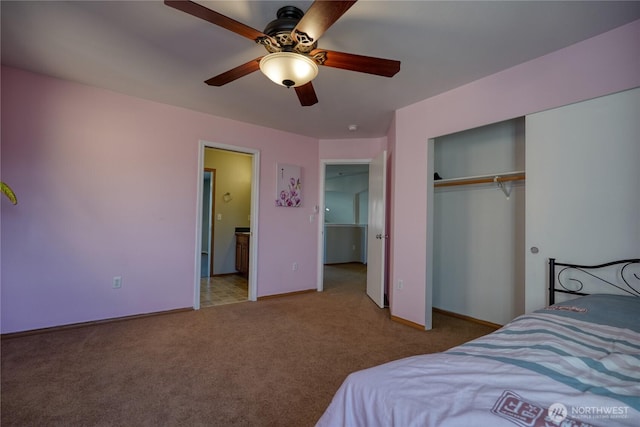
top-left (1, 264), bottom-right (496, 426)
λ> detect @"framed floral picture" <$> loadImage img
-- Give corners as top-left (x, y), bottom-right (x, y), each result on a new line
top-left (276, 163), bottom-right (302, 207)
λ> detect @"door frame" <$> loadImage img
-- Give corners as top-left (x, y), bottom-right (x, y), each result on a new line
top-left (316, 158), bottom-right (372, 292)
top-left (194, 140), bottom-right (260, 309)
top-left (204, 168), bottom-right (216, 276)
top-left (425, 138), bottom-right (435, 330)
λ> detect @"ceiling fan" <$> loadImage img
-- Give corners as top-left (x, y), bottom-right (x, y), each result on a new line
top-left (164, 0), bottom-right (401, 106)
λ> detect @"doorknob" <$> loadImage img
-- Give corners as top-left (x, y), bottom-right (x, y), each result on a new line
top-left (376, 234), bottom-right (381, 239)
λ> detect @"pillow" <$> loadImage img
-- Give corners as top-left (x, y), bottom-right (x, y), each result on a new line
top-left (538, 294), bottom-right (640, 332)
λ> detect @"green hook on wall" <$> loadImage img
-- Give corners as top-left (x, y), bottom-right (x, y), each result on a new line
top-left (1, 182), bottom-right (18, 205)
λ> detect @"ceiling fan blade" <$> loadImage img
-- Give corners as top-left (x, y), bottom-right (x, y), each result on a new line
top-left (205, 57), bottom-right (263, 86)
top-left (313, 49), bottom-right (400, 77)
top-left (165, 0), bottom-right (267, 41)
top-left (294, 82), bottom-right (319, 106)
top-left (293, 0), bottom-right (357, 43)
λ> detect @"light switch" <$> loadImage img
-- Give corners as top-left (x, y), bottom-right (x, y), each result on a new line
top-left (217, 214), bottom-right (222, 221)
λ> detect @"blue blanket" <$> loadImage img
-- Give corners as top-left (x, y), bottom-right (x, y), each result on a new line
top-left (540, 294), bottom-right (640, 332)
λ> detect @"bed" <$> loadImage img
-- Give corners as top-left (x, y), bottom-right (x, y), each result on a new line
top-left (317, 258), bottom-right (640, 427)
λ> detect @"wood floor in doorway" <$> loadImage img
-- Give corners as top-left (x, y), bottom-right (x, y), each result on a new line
top-left (200, 274), bottom-right (248, 307)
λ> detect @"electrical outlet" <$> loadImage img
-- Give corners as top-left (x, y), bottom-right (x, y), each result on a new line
top-left (113, 276), bottom-right (123, 289)
top-left (292, 262), bottom-right (298, 271)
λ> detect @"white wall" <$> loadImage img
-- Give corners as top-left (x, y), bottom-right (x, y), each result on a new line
top-left (525, 87), bottom-right (640, 312)
top-left (434, 119), bottom-right (525, 179)
top-left (433, 119), bottom-right (525, 325)
top-left (324, 225), bottom-right (366, 264)
top-left (324, 192), bottom-right (356, 224)
top-left (324, 169), bottom-right (370, 225)
top-left (357, 191), bottom-right (369, 224)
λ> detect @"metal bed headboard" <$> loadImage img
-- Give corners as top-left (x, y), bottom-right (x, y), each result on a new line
top-left (548, 258), bottom-right (640, 305)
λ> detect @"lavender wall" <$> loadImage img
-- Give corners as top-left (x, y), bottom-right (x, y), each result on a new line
top-left (319, 137), bottom-right (386, 160)
top-left (3, 19), bottom-right (639, 334)
top-left (0, 67), bottom-right (318, 333)
top-left (389, 19), bottom-right (640, 326)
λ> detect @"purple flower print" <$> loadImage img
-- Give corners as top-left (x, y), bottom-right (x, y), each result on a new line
top-left (276, 177), bottom-right (302, 207)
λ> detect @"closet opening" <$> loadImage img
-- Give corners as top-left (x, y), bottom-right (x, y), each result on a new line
top-left (430, 117), bottom-right (526, 326)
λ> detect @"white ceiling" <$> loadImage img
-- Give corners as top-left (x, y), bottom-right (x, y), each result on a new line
top-left (2, 1), bottom-right (639, 139)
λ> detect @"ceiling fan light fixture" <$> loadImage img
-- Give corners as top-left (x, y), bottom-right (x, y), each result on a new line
top-left (259, 52), bottom-right (318, 88)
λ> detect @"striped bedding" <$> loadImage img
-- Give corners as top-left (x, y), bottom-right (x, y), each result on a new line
top-left (317, 295), bottom-right (640, 427)
top-left (448, 312), bottom-right (640, 410)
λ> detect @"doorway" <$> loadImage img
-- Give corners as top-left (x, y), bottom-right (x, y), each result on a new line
top-left (201, 169), bottom-right (216, 278)
top-left (318, 158), bottom-right (386, 305)
top-left (195, 141), bottom-right (260, 309)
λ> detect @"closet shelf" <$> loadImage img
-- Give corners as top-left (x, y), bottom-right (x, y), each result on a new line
top-left (434, 171), bottom-right (525, 188)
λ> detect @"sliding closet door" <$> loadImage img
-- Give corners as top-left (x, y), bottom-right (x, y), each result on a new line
top-left (525, 88), bottom-right (640, 312)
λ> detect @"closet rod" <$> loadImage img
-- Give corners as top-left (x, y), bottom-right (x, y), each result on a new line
top-left (434, 173), bottom-right (525, 188)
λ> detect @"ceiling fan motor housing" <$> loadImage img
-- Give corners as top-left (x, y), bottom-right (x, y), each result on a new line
top-left (264, 6), bottom-right (303, 36)
top-left (261, 6), bottom-right (317, 54)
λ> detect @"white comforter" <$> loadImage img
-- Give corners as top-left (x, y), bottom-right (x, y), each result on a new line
top-left (317, 297), bottom-right (640, 427)
top-left (317, 353), bottom-right (638, 426)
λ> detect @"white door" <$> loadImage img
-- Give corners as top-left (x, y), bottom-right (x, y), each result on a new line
top-left (366, 150), bottom-right (387, 307)
top-left (525, 88), bottom-right (640, 312)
